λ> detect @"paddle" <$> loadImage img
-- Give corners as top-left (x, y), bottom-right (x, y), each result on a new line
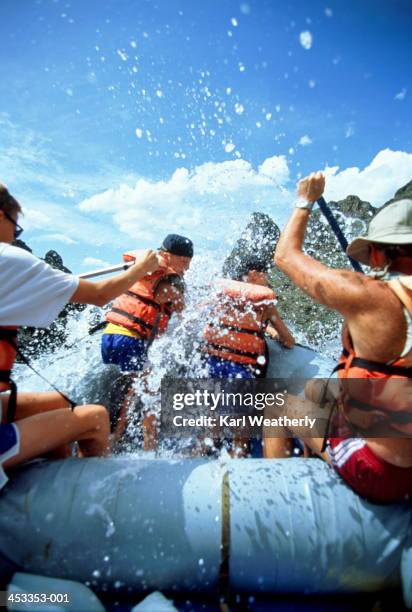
top-left (78, 262), bottom-right (133, 279)
top-left (316, 196), bottom-right (364, 274)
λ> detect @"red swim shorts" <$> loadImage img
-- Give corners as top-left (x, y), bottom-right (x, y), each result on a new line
top-left (327, 437), bottom-right (412, 504)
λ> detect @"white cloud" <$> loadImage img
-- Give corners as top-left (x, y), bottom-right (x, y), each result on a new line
top-left (82, 256), bottom-right (111, 268)
top-left (5, 116), bottom-right (411, 260)
top-left (79, 157), bottom-right (291, 216)
top-left (23, 208), bottom-right (52, 230)
top-left (258, 155), bottom-right (289, 183)
top-left (299, 135), bottom-right (312, 146)
top-left (76, 149), bottom-right (412, 252)
top-left (41, 233), bottom-right (78, 245)
top-left (31, 233), bottom-right (78, 245)
top-left (21, 198), bottom-right (122, 248)
top-left (77, 156), bottom-right (292, 246)
top-left (324, 149), bottom-right (412, 207)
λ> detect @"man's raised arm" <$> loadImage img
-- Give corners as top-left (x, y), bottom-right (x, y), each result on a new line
top-left (274, 172), bottom-right (370, 318)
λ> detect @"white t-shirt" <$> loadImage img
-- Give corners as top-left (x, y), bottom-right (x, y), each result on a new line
top-left (0, 243), bottom-right (79, 327)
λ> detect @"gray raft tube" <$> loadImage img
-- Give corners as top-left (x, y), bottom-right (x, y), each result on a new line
top-left (0, 457), bottom-right (411, 607)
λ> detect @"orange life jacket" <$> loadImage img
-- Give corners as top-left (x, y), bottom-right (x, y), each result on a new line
top-left (335, 276), bottom-right (412, 435)
top-left (203, 279), bottom-right (276, 366)
top-left (106, 268), bottom-right (178, 340)
top-left (0, 326), bottom-right (18, 423)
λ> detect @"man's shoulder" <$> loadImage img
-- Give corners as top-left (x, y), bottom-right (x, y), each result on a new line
top-left (333, 268), bottom-right (382, 295)
top-left (0, 243), bottom-right (70, 280)
top-left (0, 242), bottom-right (39, 265)
top-left (344, 273), bottom-right (404, 322)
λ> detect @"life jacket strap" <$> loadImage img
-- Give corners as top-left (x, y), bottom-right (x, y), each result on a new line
top-left (128, 290), bottom-right (172, 316)
top-left (344, 396), bottom-right (412, 425)
top-left (0, 330), bottom-right (77, 414)
top-left (146, 313), bottom-right (163, 350)
top-left (2, 379), bottom-right (17, 424)
top-left (110, 308), bottom-right (154, 332)
top-left (0, 329), bottom-right (17, 422)
top-left (88, 320), bottom-right (108, 335)
top-left (0, 371), bottom-right (12, 383)
top-left (15, 345), bottom-right (77, 411)
top-left (338, 348), bottom-right (412, 378)
top-left (209, 322), bottom-right (265, 338)
top-left (126, 291), bottom-right (161, 311)
top-left (0, 368), bottom-right (16, 423)
top-left (0, 329), bottom-right (18, 341)
top-left (204, 342), bottom-right (262, 360)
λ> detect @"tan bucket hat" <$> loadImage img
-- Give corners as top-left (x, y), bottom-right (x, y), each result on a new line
top-left (346, 198), bottom-right (412, 266)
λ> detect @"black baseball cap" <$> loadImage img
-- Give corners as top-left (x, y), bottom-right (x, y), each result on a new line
top-left (160, 234), bottom-right (194, 258)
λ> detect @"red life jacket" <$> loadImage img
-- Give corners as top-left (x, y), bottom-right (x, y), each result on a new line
top-left (0, 326), bottom-right (18, 423)
top-left (106, 268), bottom-right (178, 340)
top-left (203, 279), bottom-right (276, 366)
top-left (335, 276), bottom-right (412, 435)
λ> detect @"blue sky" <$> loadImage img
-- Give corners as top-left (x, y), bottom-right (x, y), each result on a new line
top-left (1, 0), bottom-right (411, 272)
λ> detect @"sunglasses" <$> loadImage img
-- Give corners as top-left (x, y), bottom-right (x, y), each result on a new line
top-left (4, 210), bottom-right (24, 238)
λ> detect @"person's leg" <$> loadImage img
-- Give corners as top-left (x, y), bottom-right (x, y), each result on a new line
top-left (263, 421), bottom-right (330, 461)
top-left (1, 391), bottom-right (76, 458)
top-left (206, 358), bottom-right (255, 457)
top-left (1, 391), bottom-right (70, 421)
top-left (299, 379), bottom-right (337, 461)
top-left (3, 404), bottom-right (110, 469)
top-left (305, 379), bottom-right (338, 404)
top-left (104, 335), bottom-right (147, 442)
top-left (75, 404), bottom-right (111, 457)
top-left (111, 374), bottom-right (137, 442)
top-left (263, 381), bottom-right (336, 461)
top-left (139, 369), bottom-right (160, 452)
top-left (143, 411), bottom-right (157, 451)
top-left (231, 366), bottom-right (254, 457)
top-left (262, 398), bottom-right (293, 458)
top-left (263, 431), bottom-right (294, 458)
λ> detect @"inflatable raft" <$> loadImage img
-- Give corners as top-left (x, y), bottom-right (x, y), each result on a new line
top-left (1, 342), bottom-right (411, 608)
top-left (0, 458), bottom-right (411, 606)
top-left (266, 340), bottom-right (334, 379)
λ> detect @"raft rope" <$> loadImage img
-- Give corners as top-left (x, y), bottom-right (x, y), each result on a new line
top-left (5, 337), bottom-right (77, 422)
top-left (17, 311), bottom-right (161, 372)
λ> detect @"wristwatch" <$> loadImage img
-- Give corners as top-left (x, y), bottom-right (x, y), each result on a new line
top-left (294, 198), bottom-right (315, 211)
